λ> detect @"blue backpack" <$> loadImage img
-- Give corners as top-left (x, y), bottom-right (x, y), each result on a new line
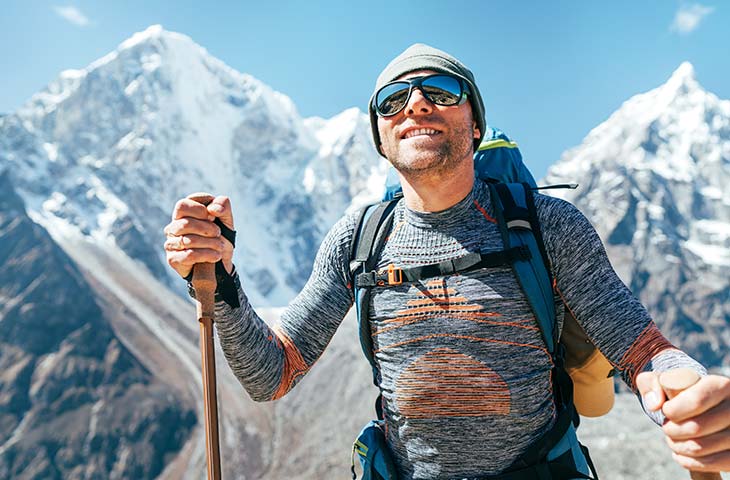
top-left (349, 128), bottom-right (598, 480)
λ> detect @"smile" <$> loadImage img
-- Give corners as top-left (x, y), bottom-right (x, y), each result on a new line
top-left (402, 128), bottom-right (440, 139)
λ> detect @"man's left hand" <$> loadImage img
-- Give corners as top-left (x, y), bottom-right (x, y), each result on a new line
top-left (637, 371), bottom-right (730, 473)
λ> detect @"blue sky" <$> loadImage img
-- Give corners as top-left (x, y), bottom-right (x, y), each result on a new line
top-left (1, 1), bottom-right (728, 178)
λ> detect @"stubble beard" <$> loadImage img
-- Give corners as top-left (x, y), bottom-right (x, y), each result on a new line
top-left (385, 123), bottom-right (474, 180)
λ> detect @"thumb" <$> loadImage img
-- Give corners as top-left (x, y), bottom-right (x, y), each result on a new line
top-left (636, 371), bottom-right (666, 412)
top-left (207, 195), bottom-right (235, 230)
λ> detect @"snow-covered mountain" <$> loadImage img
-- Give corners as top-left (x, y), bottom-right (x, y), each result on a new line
top-left (545, 62), bottom-right (730, 368)
top-left (0, 24), bottom-right (387, 306)
top-left (0, 24), bottom-right (388, 479)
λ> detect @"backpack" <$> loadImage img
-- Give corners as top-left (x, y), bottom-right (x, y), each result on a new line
top-left (349, 128), bottom-right (610, 480)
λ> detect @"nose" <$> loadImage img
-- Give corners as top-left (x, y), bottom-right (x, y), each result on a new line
top-left (404, 87), bottom-right (433, 116)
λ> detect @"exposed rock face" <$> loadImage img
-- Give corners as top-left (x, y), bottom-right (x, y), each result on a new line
top-left (0, 25), bottom-right (386, 307)
top-left (0, 171), bottom-right (195, 479)
top-left (544, 62), bottom-right (730, 370)
top-left (0, 25), bottom-right (386, 479)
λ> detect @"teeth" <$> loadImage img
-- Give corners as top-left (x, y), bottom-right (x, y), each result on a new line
top-left (404, 128), bottom-right (439, 139)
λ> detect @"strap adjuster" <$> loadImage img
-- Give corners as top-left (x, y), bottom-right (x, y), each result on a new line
top-left (506, 218), bottom-right (532, 230)
top-left (387, 264), bottom-right (403, 285)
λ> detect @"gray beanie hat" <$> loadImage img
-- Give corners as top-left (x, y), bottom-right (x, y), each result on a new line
top-left (368, 43), bottom-right (486, 157)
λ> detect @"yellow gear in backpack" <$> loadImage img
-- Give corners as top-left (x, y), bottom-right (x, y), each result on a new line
top-left (562, 309), bottom-right (616, 417)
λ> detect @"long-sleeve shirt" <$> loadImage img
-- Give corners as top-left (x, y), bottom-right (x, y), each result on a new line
top-left (212, 179), bottom-right (705, 479)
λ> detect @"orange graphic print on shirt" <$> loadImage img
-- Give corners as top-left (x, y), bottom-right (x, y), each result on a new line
top-left (379, 279), bottom-right (515, 419)
top-left (397, 347), bottom-right (510, 418)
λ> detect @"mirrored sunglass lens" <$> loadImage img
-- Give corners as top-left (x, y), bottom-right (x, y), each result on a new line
top-left (377, 83), bottom-right (410, 115)
top-left (422, 75), bottom-right (461, 105)
top-left (422, 76), bottom-right (462, 105)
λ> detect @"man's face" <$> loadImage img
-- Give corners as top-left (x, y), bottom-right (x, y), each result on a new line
top-left (376, 70), bottom-right (480, 178)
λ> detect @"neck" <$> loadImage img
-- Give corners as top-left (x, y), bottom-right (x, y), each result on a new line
top-left (397, 157), bottom-right (475, 212)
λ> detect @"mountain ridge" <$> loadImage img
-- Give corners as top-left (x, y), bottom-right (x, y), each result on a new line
top-left (1, 25), bottom-right (387, 307)
top-left (545, 61), bottom-right (730, 368)
top-left (0, 171), bottom-right (196, 479)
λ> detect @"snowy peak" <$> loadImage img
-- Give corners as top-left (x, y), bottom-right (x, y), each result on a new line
top-left (23, 24), bottom-right (298, 132)
top-left (544, 60), bottom-right (730, 267)
top-left (617, 62), bottom-right (712, 121)
top-left (118, 23), bottom-right (177, 50)
top-left (1, 25), bottom-right (385, 306)
top-left (14, 24), bottom-right (311, 198)
top-left (647, 61), bottom-right (712, 119)
top-left (96, 23), bottom-right (200, 72)
top-left (543, 61), bottom-right (730, 368)
top-left (667, 61), bottom-right (697, 89)
top-left (70, 24), bottom-right (214, 80)
top-left (620, 61), bottom-right (709, 126)
top-left (548, 62), bottom-right (730, 185)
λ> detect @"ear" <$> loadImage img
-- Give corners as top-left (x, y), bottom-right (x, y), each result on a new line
top-left (473, 121), bottom-right (481, 140)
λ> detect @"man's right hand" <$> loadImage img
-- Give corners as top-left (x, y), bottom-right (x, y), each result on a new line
top-left (164, 195), bottom-right (235, 279)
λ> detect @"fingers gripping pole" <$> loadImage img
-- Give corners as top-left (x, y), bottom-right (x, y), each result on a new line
top-left (659, 368), bottom-right (701, 399)
top-left (188, 193), bottom-right (222, 480)
top-left (659, 369), bottom-right (722, 480)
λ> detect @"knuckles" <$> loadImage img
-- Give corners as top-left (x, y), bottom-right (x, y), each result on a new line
top-left (172, 198), bottom-right (194, 219)
top-left (713, 375), bottom-right (730, 394)
top-left (664, 391), bottom-right (704, 420)
top-left (664, 375), bottom-right (730, 422)
top-left (682, 393), bottom-right (704, 417)
top-left (635, 371), bottom-right (659, 395)
top-left (173, 197), bottom-right (211, 220)
top-left (166, 198), bottom-right (230, 277)
top-left (667, 437), bottom-right (703, 456)
top-left (670, 452), bottom-right (701, 470)
top-left (172, 200), bottom-right (184, 219)
top-left (664, 419), bottom-right (702, 438)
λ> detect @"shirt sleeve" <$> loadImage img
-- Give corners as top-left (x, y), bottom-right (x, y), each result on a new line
top-left (534, 194), bottom-right (705, 403)
top-left (211, 212), bottom-right (357, 402)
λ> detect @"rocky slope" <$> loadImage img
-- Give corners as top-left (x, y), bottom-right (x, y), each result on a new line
top-left (0, 25), bottom-right (385, 479)
top-left (0, 171), bottom-right (195, 478)
top-left (544, 62), bottom-right (730, 370)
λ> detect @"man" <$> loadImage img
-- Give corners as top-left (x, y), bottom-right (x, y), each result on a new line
top-left (164, 44), bottom-right (730, 479)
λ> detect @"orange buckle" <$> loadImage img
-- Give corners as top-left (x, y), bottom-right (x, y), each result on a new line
top-left (387, 264), bottom-right (403, 285)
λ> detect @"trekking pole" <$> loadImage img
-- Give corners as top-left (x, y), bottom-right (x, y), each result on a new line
top-left (659, 368), bottom-right (722, 480)
top-left (189, 193), bottom-right (222, 480)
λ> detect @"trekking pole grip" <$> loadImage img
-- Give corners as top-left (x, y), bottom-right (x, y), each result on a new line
top-left (659, 368), bottom-right (722, 480)
top-left (187, 192), bottom-right (222, 480)
top-left (188, 193), bottom-right (217, 318)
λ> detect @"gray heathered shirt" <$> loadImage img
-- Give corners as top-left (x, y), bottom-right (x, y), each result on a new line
top-left (212, 179), bottom-right (705, 479)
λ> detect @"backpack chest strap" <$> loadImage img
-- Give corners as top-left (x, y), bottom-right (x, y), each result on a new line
top-left (355, 245), bottom-right (531, 288)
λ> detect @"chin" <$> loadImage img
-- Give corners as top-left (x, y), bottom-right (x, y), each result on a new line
top-left (391, 151), bottom-right (446, 174)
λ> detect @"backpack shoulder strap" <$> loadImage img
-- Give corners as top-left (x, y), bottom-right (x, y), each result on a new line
top-left (349, 198), bottom-right (401, 388)
top-left (488, 182), bottom-right (559, 354)
top-left (488, 182), bottom-right (597, 473)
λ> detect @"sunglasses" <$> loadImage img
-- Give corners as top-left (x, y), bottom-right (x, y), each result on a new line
top-left (373, 74), bottom-right (470, 117)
